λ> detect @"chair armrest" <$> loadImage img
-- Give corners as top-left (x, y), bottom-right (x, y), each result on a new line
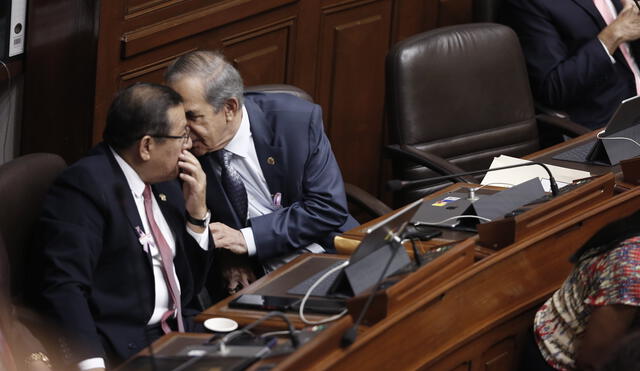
top-left (345, 183), bottom-right (392, 218)
top-left (385, 144), bottom-right (475, 183)
top-left (536, 113), bottom-right (590, 138)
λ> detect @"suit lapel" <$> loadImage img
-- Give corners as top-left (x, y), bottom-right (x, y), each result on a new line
top-left (101, 144), bottom-right (157, 276)
top-left (244, 97), bottom-right (286, 205)
top-left (102, 144), bottom-right (146, 236)
top-left (571, 0), bottom-right (608, 29)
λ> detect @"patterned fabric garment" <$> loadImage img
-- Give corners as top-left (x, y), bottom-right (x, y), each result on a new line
top-left (534, 236), bottom-right (640, 370)
top-left (215, 149), bottom-right (248, 224)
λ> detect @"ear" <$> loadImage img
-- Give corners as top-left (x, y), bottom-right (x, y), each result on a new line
top-left (138, 135), bottom-right (153, 161)
top-left (224, 98), bottom-right (240, 121)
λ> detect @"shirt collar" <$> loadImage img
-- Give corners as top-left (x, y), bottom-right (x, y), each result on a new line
top-left (224, 105), bottom-right (251, 159)
top-left (110, 146), bottom-right (147, 198)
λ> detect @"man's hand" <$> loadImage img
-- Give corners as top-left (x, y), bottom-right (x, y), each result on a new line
top-left (599, 0), bottom-right (640, 54)
top-left (222, 264), bottom-right (256, 294)
top-left (210, 222), bottom-right (248, 254)
top-left (178, 149), bottom-right (207, 232)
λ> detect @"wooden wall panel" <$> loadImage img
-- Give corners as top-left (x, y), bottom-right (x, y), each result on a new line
top-left (222, 19), bottom-right (297, 87)
top-left (22, 0), bottom-right (100, 162)
top-left (316, 0), bottom-right (392, 192)
top-left (24, 0), bottom-right (475, 198)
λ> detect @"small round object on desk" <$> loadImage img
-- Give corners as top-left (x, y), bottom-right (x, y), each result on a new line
top-left (204, 317), bottom-right (239, 332)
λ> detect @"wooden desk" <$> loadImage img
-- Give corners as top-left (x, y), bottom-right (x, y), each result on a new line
top-left (337, 172), bottom-right (615, 253)
top-left (197, 254), bottom-right (347, 329)
top-left (122, 144), bottom-right (627, 370)
top-left (277, 181), bottom-right (640, 371)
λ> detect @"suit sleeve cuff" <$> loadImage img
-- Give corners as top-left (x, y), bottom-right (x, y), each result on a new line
top-left (598, 38), bottom-right (616, 64)
top-left (186, 212), bottom-right (211, 250)
top-left (240, 227), bottom-right (257, 256)
top-left (78, 357), bottom-right (105, 370)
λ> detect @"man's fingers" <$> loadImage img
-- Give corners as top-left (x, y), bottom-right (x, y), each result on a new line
top-left (240, 274), bottom-right (250, 288)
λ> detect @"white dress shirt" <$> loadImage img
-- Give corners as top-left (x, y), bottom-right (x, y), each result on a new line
top-left (78, 149), bottom-right (210, 371)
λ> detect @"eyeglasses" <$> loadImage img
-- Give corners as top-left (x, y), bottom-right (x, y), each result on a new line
top-left (151, 127), bottom-right (191, 145)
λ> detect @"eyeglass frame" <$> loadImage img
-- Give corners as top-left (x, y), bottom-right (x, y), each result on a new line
top-left (150, 126), bottom-right (191, 144)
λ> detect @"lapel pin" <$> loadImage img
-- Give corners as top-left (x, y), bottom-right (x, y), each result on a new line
top-left (159, 193), bottom-right (167, 201)
top-left (272, 192), bottom-right (282, 208)
top-left (267, 156), bottom-right (276, 165)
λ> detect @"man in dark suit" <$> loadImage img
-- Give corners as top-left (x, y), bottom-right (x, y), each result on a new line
top-left (502, 0), bottom-right (640, 129)
top-left (165, 50), bottom-right (358, 295)
top-left (30, 83), bottom-right (213, 369)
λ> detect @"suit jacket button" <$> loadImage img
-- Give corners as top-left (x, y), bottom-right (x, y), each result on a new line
top-left (128, 343), bottom-right (136, 350)
top-left (267, 157), bottom-right (275, 165)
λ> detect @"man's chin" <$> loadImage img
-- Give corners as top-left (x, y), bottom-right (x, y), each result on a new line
top-left (190, 145), bottom-right (209, 157)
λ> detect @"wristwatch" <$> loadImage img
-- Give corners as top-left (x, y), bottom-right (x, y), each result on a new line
top-left (186, 210), bottom-right (210, 227)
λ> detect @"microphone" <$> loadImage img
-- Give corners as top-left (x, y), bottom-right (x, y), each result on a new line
top-left (387, 161), bottom-right (560, 197)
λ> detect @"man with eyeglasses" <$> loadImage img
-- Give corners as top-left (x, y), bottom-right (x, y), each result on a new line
top-left (29, 82), bottom-right (214, 370)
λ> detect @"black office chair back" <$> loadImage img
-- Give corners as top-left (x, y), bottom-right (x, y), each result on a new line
top-left (386, 23), bottom-right (539, 204)
top-left (245, 84), bottom-right (313, 103)
top-left (0, 153), bottom-right (66, 302)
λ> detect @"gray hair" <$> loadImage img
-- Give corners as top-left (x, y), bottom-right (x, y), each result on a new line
top-left (165, 50), bottom-right (244, 112)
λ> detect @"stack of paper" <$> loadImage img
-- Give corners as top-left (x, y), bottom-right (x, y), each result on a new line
top-left (480, 155), bottom-right (591, 192)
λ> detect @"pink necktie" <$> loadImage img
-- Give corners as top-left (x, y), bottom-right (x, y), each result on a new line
top-left (594, 0), bottom-right (640, 94)
top-left (142, 185), bottom-right (185, 333)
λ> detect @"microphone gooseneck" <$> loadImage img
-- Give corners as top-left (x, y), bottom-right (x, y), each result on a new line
top-left (388, 161), bottom-right (560, 197)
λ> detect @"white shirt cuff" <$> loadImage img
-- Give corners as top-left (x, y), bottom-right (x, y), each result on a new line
top-left (599, 38), bottom-right (616, 64)
top-left (78, 357), bottom-right (105, 370)
top-left (186, 211), bottom-right (211, 250)
top-left (240, 227), bottom-right (257, 256)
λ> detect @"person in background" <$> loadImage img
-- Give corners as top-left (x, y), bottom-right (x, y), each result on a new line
top-left (502, 0), bottom-right (640, 129)
top-left (598, 330), bottom-right (640, 370)
top-left (523, 210), bottom-right (640, 370)
top-left (165, 50), bottom-right (358, 298)
top-left (30, 82), bottom-right (213, 370)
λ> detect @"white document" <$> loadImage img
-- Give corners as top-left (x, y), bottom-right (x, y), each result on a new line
top-left (480, 155), bottom-right (591, 192)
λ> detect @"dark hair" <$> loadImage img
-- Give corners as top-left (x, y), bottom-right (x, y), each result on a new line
top-left (103, 82), bottom-right (183, 150)
top-left (165, 50), bottom-right (244, 112)
top-left (570, 208), bottom-right (640, 263)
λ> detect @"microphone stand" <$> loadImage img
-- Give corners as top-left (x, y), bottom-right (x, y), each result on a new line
top-left (341, 231), bottom-right (404, 348)
top-left (388, 161), bottom-right (560, 197)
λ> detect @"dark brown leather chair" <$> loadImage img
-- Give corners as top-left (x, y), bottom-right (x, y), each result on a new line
top-left (0, 154), bottom-right (66, 367)
top-left (385, 23), bottom-right (588, 205)
top-left (0, 153), bottom-right (66, 302)
top-left (246, 84), bottom-right (391, 220)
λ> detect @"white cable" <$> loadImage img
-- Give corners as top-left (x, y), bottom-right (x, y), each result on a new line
top-left (298, 260), bottom-right (350, 325)
top-left (414, 214), bottom-right (492, 227)
top-left (596, 129), bottom-right (640, 148)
